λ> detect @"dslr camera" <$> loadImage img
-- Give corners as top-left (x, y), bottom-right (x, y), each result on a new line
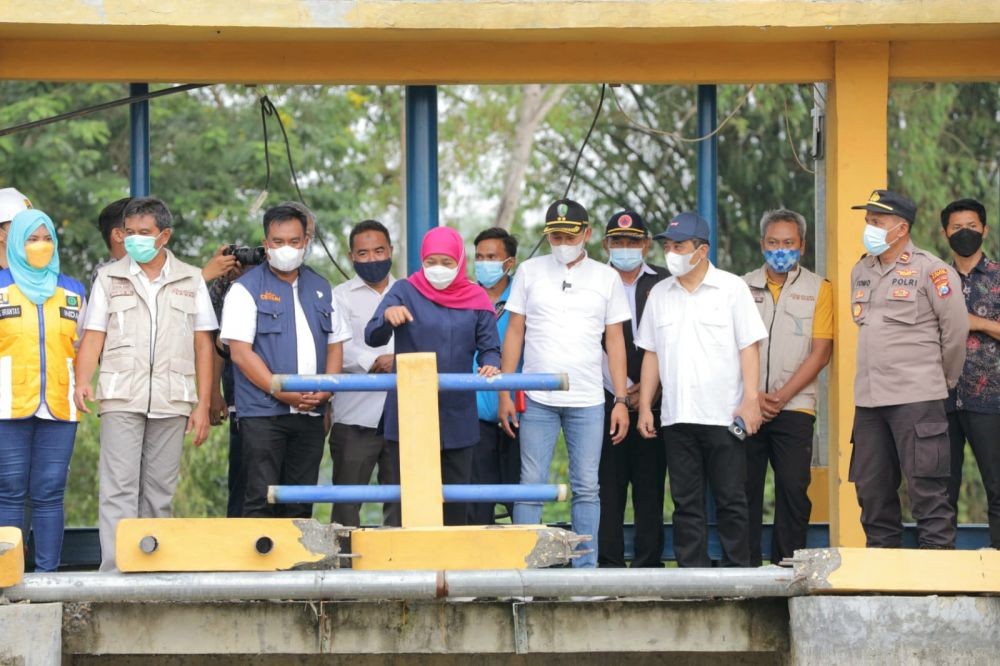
top-left (224, 244), bottom-right (267, 266)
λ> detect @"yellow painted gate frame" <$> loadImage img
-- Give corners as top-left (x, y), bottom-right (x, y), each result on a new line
top-left (2, 1), bottom-right (1000, 547)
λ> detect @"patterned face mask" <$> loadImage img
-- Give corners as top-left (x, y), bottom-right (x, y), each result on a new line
top-left (763, 248), bottom-right (800, 274)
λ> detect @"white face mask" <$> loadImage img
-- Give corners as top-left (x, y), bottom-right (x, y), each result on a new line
top-left (268, 245), bottom-right (305, 272)
top-left (666, 250), bottom-right (701, 277)
top-left (551, 241), bottom-right (585, 265)
top-left (424, 264), bottom-right (459, 290)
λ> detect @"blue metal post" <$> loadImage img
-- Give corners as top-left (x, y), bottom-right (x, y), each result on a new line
top-left (404, 86), bottom-right (439, 274)
top-left (696, 85), bottom-right (718, 264)
top-left (129, 83), bottom-right (150, 197)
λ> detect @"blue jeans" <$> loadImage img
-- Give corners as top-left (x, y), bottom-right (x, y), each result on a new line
top-left (0, 418), bottom-right (77, 572)
top-left (513, 397), bottom-right (604, 568)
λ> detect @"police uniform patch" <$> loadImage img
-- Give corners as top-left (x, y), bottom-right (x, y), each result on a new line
top-left (0, 305), bottom-right (22, 320)
top-left (854, 289), bottom-right (865, 299)
top-left (892, 288), bottom-right (910, 298)
top-left (898, 252), bottom-right (911, 264)
top-left (852, 303), bottom-right (862, 318)
top-left (896, 269), bottom-right (917, 277)
top-left (930, 268), bottom-right (952, 298)
top-left (59, 307), bottom-right (79, 321)
top-left (66, 294), bottom-right (80, 307)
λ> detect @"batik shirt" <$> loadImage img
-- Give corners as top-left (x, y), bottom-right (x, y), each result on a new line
top-left (952, 254), bottom-right (1000, 414)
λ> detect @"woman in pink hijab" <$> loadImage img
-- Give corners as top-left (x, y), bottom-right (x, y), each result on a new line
top-left (366, 226), bottom-right (501, 525)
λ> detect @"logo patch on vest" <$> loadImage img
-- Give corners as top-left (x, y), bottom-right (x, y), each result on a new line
top-left (172, 288), bottom-right (195, 298)
top-left (260, 291), bottom-right (281, 303)
top-left (59, 307), bottom-right (79, 321)
top-left (110, 280), bottom-right (135, 298)
top-left (66, 294), bottom-right (80, 307)
top-left (0, 305), bottom-right (22, 320)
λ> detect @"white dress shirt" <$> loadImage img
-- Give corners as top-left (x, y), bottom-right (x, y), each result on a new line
top-left (635, 263), bottom-right (768, 427)
top-left (330, 274), bottom-right (396, 428)
top-left (506, 254), bottom-right (631, 408)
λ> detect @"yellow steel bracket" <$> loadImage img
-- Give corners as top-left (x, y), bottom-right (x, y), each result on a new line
top-left (116, 518), bottom-right (347, 572)
top-left (0, 526), bottom-right (25, 587)
top-left (792, 547), bottom-right (1000, 594)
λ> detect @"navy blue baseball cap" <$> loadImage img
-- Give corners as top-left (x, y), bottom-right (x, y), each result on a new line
top-left (653, 211), bottom-right (711, 243)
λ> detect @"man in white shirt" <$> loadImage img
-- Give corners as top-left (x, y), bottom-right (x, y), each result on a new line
top-left (636, 212), bottom-right (767, 568)
top-left (499, 198), bottom-right (631, 568)
top-left (330, 219), bottom-right (400, 527)
top-left (220, 205), bottom-right (351, 519)
top-left (74, 197), bottom-right (218, 572)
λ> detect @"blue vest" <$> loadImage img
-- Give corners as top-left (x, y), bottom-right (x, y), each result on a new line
top-left (233, 263), bottom-right (334, 417)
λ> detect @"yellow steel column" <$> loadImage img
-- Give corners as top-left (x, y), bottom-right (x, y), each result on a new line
top-left (824, 42), bottom-right (889, 547)
top-left (396, 352), bottom-right (445, 527)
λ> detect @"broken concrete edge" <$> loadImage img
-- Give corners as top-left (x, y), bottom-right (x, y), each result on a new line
top-left (524, 527), bottom-right (587, 568)
top-left (291, 520), bottom-right (350, 570)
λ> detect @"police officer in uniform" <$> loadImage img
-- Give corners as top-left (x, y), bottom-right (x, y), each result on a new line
top-left (849, 190), bottom-right (969, 548)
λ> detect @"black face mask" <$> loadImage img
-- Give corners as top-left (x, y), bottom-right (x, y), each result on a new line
top-left (353, 258), bottom-right (392, 284)
top-left (948, 228), bottom-right (984, 258)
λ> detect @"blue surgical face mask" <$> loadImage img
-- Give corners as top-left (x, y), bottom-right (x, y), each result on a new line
top-left (763, 248), bottom-right (800, 274)
top-left (609, 247), bottom-right (643, 272)
top-left (474, 260), bottom-right (509, 288)
top-left (124, 232), bottom-right (163, 264)
top-left (863, 222), bottom-right (903, 257)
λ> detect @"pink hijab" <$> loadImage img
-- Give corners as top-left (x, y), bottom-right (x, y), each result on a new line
top-left (407, 226), bottom-right (494, 312)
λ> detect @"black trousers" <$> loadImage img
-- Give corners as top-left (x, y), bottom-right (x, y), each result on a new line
top-left (745, 410), bottom-right (815, 565)
top-left (240, 414), bottom-right (325, 518)
top-left (850, 400), bottom-right (955, 548)
top-left (226, 416), bottom-right (245, 518)
top-left (663, 423), bottom-right (750, 567)
top-left (598, 405), bottom-right (666, 568)
top-left (467, 420), bottom-right (521, 525)
top-left (329, 423), bottom-right (401, 527)
top-left (947, 410), bottom-right (1000, 548)
top-left (441, 446), bottom-right (475, 526)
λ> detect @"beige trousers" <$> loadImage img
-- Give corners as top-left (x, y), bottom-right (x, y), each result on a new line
top-left (98, 412), bottom-right (186, 572)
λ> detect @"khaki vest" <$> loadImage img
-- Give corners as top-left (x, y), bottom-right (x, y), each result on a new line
top-left (743, 265), bottom-right (824, 413)
top-left (94, 251), bottom-right (203, 417)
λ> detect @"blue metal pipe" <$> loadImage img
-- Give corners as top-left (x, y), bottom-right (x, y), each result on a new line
top-left (273, 372), bottom-right (569, 394)
top-left (129, 83), bottom-right (150, 197)
top-left (268, 484), bottom-right (568, 505)
top-left (405, 86), bottom-right (439, 274)
top-left (696, 84), bottom-right (718, 264)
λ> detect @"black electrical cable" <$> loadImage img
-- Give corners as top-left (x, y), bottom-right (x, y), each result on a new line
top-left (258, 95), bottom-right (350, 280)
top-left (524, 84), bottom-right (607, 260)
top-left (0, 83), bottom-right (207, 138)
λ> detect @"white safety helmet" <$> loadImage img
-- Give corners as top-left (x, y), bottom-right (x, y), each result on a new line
top-left (0, 187), bottom-right (32, 225)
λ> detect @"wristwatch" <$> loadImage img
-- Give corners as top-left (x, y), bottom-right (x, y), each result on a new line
top-left (613, 395), bottom-right (629, 407)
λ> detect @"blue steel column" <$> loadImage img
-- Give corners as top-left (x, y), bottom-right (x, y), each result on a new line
top-left (129, 83), bottom-right (150, 197)
top-left (696, 85), bottom-right (718, 263)
top-left (404, 86), bottom-right (439, 273)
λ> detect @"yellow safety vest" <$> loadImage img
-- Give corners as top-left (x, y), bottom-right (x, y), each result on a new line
top-left (0, 272), bottom-right (85, 422)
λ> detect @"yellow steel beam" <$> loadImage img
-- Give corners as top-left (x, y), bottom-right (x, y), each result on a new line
top-left (824, 42), bottom-right (889, 548)
top-left (0, 527), bottom-right (24, 587)
top-left (396, 353), bottom-right (444, 528)
top-left (890, 40), bottom-right (1000, 81)
top-left (796, 547), bottom-right (1000, 594)
top-left (3, 1), bottom-right (999, 40)
top-left (116, 518), bottom-right (345, 572)
top-left (807, 466), bottom-right (830, 523)
top-left (0, 39), bottom-right (834, 84)
top-left (351, 525), bottom-right (582, 570)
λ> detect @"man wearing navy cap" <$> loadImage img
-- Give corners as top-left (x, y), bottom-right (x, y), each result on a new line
top-left (849, 189), bottom-right (968, 549)
top-left (597, 210), bottom-right (669, 567)
top-left (499, 198), bottom-right (631, 568)
top-left (636, 212), bottom-right (767, 567)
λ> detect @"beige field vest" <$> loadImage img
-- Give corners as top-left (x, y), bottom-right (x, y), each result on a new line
top-left (743, 265), bottom-right (824, 413)
top-left (95, 251), bottom-right (203, 417)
